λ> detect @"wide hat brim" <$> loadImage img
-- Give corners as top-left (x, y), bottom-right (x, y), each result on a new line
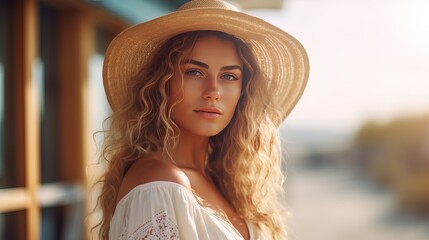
top-left (103, 1), bottom-right (309, 124)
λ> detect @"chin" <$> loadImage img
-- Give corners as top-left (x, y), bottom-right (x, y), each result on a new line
top-left (193, 126), bottom-right (226, 137)
top-left (199, 130), bottom-right (223, 137)
top-left (178, 122), bottom-right (230, 138)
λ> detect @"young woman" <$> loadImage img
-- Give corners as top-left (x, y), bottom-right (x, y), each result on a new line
top-left (96, 1), bottom-right (309, 239)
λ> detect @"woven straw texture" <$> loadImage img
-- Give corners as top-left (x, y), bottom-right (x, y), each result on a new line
top-left (103, 0), bottom-right (309, 122)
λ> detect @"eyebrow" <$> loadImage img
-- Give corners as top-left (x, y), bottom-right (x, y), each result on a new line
top-left (183, 59), bottom-right (242, 71)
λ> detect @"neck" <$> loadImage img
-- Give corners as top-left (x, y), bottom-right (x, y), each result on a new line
top-left (165, 130), bottom-right (210, 176)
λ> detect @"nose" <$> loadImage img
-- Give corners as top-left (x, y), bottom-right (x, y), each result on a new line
top-left (203, 76), bottom-right (220, 101)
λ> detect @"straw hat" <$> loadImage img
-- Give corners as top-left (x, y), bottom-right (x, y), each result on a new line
top-left (103, 0), bottom-right (309, 122)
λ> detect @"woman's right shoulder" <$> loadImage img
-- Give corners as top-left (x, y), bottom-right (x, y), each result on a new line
top-left (116, 157), bottom-right (191, 203)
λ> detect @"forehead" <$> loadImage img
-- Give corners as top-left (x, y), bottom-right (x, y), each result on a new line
top-left (185, 35), bottom-right (243, 67)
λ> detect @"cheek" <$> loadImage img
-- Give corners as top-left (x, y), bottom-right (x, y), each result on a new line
top-left (221, 86), bottom-right (242, 122)
top-left (228, 83), bottom-right (243, 107)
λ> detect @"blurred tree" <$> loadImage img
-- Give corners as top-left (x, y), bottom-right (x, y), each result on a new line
top-left (355, 114), bottom-right (429, 213)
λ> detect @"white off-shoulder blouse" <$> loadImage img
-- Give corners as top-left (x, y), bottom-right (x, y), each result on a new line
top-left (109, 181), bottom-right (263, 239)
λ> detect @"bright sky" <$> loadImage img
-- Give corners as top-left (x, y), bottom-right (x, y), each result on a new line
top-left (246, 0), bottom-right (429, 134)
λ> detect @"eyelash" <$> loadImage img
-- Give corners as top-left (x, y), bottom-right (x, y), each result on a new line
top-left (221, 74), bottom-right (238, 81)
top-left (185, 70), bottom-right (203, 77)
top-left (184, 70), bottom-right (239, 81)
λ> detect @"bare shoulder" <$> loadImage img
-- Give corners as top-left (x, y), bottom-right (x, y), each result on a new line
top-left (116, 157), bottom-right (191, 203)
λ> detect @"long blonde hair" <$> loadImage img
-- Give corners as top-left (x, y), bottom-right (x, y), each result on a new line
top-left (94, 31), bottom-right (287, 239)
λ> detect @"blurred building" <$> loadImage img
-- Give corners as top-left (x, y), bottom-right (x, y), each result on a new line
top-left (0, 0), bottom-right (283, 239)
top-left (0, 0), bottom-right (184, 239)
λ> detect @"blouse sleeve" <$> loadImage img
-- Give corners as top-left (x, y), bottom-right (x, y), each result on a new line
top-left (109, 181), bottom-right (211, 240)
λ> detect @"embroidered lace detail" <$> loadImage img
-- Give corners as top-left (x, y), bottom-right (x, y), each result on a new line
top-left (119, 211), bottom-right (179, 240)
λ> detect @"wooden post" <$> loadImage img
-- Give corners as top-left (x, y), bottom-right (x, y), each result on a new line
top-left (15, 0), bottom-right (41, 239)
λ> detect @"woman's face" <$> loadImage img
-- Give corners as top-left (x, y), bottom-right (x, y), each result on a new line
top-left (170, 35), bottom-right (243, 137)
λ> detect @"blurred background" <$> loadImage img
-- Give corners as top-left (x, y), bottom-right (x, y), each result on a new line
top-left (0, 0), bottom-right (428, 239)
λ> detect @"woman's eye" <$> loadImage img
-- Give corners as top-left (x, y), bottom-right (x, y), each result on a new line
top-left (185, 70), bottom-right (203, 77)
top-left (221, 74), bottom-right (238, 81)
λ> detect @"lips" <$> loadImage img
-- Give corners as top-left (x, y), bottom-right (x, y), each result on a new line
top-left (194, 106), bottom-right (223, 118)
top-left (194, 106), bottom-right (223, 114)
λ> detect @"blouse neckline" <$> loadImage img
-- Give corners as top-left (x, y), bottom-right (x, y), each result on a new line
top-left (116, 180), bottom-right (253, 240)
